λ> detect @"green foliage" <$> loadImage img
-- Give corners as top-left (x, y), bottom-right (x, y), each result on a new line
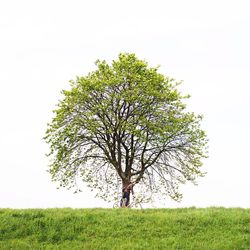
top-left (44, 53), bottom-right (208, 202)
top-left (0, 208), bottom-right (249, 249)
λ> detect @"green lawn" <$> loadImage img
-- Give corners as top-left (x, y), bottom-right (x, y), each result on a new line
top-left (0, 207), bottom-right (249, 249)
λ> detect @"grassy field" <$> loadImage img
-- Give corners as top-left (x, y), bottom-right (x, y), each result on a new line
top-left (0, 207), bottom-right (249, 249)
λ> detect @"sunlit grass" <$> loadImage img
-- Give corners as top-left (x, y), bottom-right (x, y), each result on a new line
top-left (0, 207), bottom-right (249, 249)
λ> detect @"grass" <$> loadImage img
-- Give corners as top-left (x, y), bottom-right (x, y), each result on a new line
top-left (0, 207), bottom-right (249, 249)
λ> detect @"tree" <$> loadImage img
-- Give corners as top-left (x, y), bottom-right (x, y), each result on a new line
top-left (44, 53), bottom-right (208, 206)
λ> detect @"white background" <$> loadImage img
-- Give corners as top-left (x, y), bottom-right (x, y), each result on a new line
top-left (0, 0), bottom-right (249, 208)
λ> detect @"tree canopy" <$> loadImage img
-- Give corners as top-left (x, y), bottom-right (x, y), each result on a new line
top-left (44, 53), bottom-right (208, 204)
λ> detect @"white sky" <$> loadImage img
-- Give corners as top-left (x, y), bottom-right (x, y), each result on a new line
top-left (0, 0), bottom-right (249, 208)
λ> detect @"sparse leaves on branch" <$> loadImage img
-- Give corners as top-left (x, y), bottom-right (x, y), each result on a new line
top-left (44, 53), bottom-right (208, 204)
